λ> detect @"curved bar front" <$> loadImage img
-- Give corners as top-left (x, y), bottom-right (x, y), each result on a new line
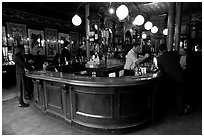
top-left (26, 70), bottom-right (159, 131)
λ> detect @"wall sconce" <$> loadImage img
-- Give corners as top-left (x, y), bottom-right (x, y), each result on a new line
top-left (116, 4), bottom-right (129, 20)
top-left (60, 40), bottom-right (64, 44)
top-left (144, 21), bottom-right (153, 30)
top-left (41, 39), bottom-right (45, 47)
top-left (151, 26), bottom-right (158, 34)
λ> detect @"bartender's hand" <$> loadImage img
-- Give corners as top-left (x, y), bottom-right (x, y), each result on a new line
top-left (25, 68), bottom-right (29, 72)
top-left (144, 53), bottom-right (150, 58)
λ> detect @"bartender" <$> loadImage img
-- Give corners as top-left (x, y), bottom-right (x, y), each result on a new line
top-left (124, 42), bottom-right (149, 76)
top-left (60, 41), bottom-right (71, 65)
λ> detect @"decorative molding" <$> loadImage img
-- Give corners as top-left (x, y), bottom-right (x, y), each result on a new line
top-left (2, 8), bottom-right (85, 32)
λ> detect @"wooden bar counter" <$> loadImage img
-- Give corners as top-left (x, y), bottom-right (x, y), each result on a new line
top-left (26, 70), bottom-right (159, 131)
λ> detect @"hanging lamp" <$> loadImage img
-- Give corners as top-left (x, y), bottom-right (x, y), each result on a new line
top-left (116, 4), bottom-right (129, 20)
top-left (151, 26), bottom-right (158, 34)
top-left (163, 28), bottom-right (168, 35)
top-left (72, 3), bottom-right (84, 26)
top-left (134, 15), bottom-right (145, 26)
top-left (72, 14), bottom-right (82, 26)
top-left (144, 21), bottom-right (153, 30)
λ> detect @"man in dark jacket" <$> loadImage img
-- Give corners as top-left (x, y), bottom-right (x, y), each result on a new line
top-left (60, 41), bottom-right (71, 65)
top-left (156, 43), bottom-right (185, 115)
top-left (13, 39), bottom-right (30, 107)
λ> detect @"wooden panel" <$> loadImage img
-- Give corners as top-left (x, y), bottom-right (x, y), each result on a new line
top-left (61, 84), bottom-right (71, 120)
top-left (45, 81), bottom-right (63, 115)
top-left (75, 92), bottom-right (112, 118)
top-left (71, 86), bottom-right (114, 119)
top-left (32, 79), bottom-right (43, 110)
top-left (118, 85), bottom-right (151, 119)
top-left (33, 82), bottom-right (39, 104)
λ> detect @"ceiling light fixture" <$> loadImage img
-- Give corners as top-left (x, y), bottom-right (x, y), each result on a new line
top-left (134, 15), bottom-right (145, 26)
top-left (72, 3), bottom-right (84, 26)
top-left (116, 4), bottom-right (129, 20)
top-left (109, 7), bottom-right (114, 14)
top-left (142, 33), bottom-right (147, 39)
top-left (132, 3), bottom-right (145, 26)
top-left (163, 28), bottom-right (168, 35)
top-left (72, 14), bottom-right (82, 26)
top-left (144, 21), bottom-right (153, 30)
top-left (151, 26), bottom-right (158, 34)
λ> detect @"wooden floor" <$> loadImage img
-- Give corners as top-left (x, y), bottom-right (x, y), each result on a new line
top-left (2, 85), bottom-right (202, 135)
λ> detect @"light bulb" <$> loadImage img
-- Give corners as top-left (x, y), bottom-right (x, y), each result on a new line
top-left (142, 33), bottom-right (147, 39)
top-left (163, 28), bottom-right (168, 35)
top-left (144, 21), bottom-right (153, 30)
top-left (151, 26), bottom-right (158, 34)
top-left (60, 40), bottom-right (64, 44)
top-left (116, 5), bottom-right (129, 20)
top-left (72, 14), bottom-right (82, 26)
top-left (134, 15), bottom-right (145, 26)
top-left (109, 8), bottom-right (114, 14)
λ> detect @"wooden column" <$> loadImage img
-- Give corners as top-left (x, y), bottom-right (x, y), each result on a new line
top-left (175, 2), bottom-right (183, 51)
top-left (85, 3), bottom-right (90, 60)
top-left (167, 2), bottom-right (176, 51)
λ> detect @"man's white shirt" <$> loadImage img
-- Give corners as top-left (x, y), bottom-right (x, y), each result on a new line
top-left (124, 49), bottom-right (138, 70)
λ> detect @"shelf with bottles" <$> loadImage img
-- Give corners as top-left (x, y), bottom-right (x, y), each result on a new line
top-left (114, 36), bottom-right (123, 45)
top-left (2, 46), bottom-right (15, 65)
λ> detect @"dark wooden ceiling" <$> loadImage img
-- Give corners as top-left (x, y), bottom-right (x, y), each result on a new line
top-left (3, 2), bottom-right (202, 28)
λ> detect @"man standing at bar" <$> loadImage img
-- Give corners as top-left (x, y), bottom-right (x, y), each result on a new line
top-left (13, 38), bottom-right (30, 107)
top-left (157, 43), bottom-right (185, 115)
top-left (124, 42), bottom-right (149, 76)
top-left (61, 41), bottom-right (71, 65)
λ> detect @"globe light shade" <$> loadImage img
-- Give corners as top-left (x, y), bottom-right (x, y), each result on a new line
top-left (109, 8), bottom-right (114, 14)
top-left (116, 5), bottom-right (129, 20)
top-left (163, 28), bottom-right (168, 35)
top-left (144, 21), bottom-right (153, 30)
top-left (72, 14), bottom-right (82, 26)
top-left (134, 15), bottom-right (145, 26)
top-left (151, 26), bottom-right (158, 34)
top-left (142, 33), bottom-right (147, 39)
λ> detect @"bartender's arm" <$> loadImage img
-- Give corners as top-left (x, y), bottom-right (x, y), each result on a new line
top-left (136, 53), bottom-right (149, 65)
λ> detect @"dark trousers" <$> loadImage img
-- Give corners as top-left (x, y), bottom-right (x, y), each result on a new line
top-left (16, 73), bottom-right (27, 104)
top-left (154, 76), bottom-right (185, 116)
top-left (124, 69), bottom-right (134, 76)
